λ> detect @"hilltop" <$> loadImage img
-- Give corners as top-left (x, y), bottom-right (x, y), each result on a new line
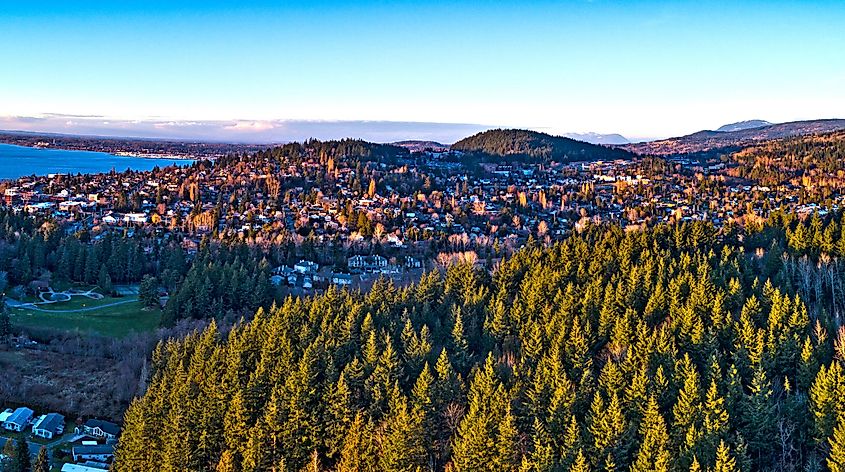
top-left (716, 119), bottom-right (773, 132)
top-left (392, 140), bottom-right (450, 153)
top-left (451, 128), bottom-right (633, 162)
top-left (623, 119), bottom-right (845, 156)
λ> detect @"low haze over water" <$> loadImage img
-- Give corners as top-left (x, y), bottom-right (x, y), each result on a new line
top-left (0, 143), bottom-right (193, 180)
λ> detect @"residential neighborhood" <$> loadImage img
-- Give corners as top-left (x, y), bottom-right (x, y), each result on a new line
top-left (0, 405), bottom-right (118, 471)
top-left (2, 136), bottom-right (842, 299)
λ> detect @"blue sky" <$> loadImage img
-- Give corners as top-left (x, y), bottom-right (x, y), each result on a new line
top-left (1, 1), bottom-right (844, 142)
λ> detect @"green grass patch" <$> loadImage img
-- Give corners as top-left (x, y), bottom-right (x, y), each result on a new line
top-left (10, 297), bottom-right (161, 337)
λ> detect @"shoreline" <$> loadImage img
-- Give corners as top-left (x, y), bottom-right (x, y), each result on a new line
top-left (0, 141), bottom-right (199, 160)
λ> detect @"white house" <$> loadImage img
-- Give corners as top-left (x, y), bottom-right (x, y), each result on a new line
top-left (294, 260), bottom-right (319, 275)
top-left (76, 419), bottom-right (120, 441)
top-left (124, 212), bottom-right (149, 224)
top-left (102, 213), bottom-right (120, 225)
top-left (62, 464), bottom-right (111, 472)
top-left (72, 444), bottom-right (115, 463)
top-left (32, 412), bottom-right (65, 439)
top-left (331, 273), bottom-right (353, 286)
top-left (2, 407), bottom-right (34, 432)
top-left (348, 255), bottom-right (388, 273)
top-left (405, 256), bottom-right (422, 269)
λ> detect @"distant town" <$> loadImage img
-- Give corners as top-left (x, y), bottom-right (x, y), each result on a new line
top-left (0, 131), bottom-right (265, 161)
top-left (1, 127), bottom-right (842, 297)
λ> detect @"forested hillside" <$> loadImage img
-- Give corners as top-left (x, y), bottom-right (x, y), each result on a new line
top-left (116, 214), bottom-right (845, 471)
top-left (624, 119), bottom-right (845, 157)
top-left (728, 130), bottom-right (845, 186)
top-left (451, 129), bottom-right (632, 162)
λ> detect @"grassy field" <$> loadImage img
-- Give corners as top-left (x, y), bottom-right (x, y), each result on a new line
top-left (10, 296), bottom-right (161, 337)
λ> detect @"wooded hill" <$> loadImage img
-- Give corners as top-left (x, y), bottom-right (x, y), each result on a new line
top-left (624, 119), bottom-right (845, 157)
top-left (727, 130), bottom-right (845, 186)
top-left (451, 129), bottom-right (633, 162)
top-left (116, 213), bottom-right (845, 471)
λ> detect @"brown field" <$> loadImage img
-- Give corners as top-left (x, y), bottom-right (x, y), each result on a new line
top-left (0, 348), bottom-right (135, 422)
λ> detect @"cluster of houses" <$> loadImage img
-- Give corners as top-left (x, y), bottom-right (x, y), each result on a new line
top-left (0, 406), bottom-right (119, 471)
top-left (271, 254), bottom-right (424, 292)
top-left (1, 407), bottom-right (64, 439)
top-left (4, 142), bottom-right (845, 278)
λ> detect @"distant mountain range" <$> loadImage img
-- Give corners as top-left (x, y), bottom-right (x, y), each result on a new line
top-left (623, 119), bottom-right (845, 156)
top-left (563, 132), bottom-right (630, 145)
top-left (451, 129), bottom-right (633, 162)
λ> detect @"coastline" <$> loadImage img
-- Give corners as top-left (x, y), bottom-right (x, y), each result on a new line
top-left (0, 143), bottom-right (197, 180)
top-left (0, 132), bottom-right (264, 161)
top-left (2, 140), bottom-right (198, 160)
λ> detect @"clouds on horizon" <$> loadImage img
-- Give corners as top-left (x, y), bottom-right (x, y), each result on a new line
top-left (0, 115), bottom-right (494, 144)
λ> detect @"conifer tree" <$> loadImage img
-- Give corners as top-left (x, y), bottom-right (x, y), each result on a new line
top-left (713, 441), bottom-right (737, 472)
top-left (830, 413), bottom-right (845, 472)
top-left (631, 396), bottom-right (670, 472)
top-left (569, 448), bottom-right (590, 472)
top-left (215, 450), bottom-right (237, 472)
top-left (34, 446), bottom-right (50, 472)
top-left (337, 414), bottom-right (378, 472)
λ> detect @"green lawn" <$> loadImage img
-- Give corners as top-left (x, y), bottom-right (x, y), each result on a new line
top-left (10, 297), bottom-right (161, 337)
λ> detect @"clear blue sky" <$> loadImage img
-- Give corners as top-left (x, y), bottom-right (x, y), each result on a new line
top-left (2, 0), bottom-right (844, 141)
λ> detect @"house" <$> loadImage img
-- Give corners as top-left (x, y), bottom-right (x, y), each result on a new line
top-left (271, 265), bottom-right (293, 277)
top-left (294, 260), bottom-right (319, 275)
top-left (76, 419), bottom-right (120, 441)
top-left (32, 412), bottom-right (65, 439)
top-left (331, 273), bottom-right (353, 286)
top-left (2, 407), bottom-right (34, 432)
top-left (72, 444), bottom-right (115, 462)
top-left (124, 212), bottom-right (149, 224)
top-left (348, 255), bottom-right (388, 272)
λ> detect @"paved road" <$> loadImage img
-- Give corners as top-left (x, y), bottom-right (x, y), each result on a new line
top-left (1, 435), bottom-right (76, 459)
top-left (6, 297), bottom-right (139, 313)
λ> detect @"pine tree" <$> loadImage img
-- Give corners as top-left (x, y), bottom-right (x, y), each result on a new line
top-left (139, 274), bottom-right (160, 308)
top-left (569, 449), bottom-right (590, 472)
top-left (337, 414), bottom-right (378, 472)
top-left (379, 385), bottom-right (427, 472)
top-left (34, 446), bottom-right (50, 472)
top-left (452, 355), bottom-right (505, 471)
top-left (830, 412), bottom-right (845, 472)
top-left (689, 456), bottom-right (702, 472)
top-left (223, 390), bottom-right (250, 465)
top-left (2, 438), bottom-right (16, 468)
top-left (9, 438), bottom-right (31, 472)
top-left (713, 441), bottom-right (737, 472)
top-left (742, 367), bottom-right (775, 465)
top-left (631, 396), bottom-right (670, 472)
top-left (702, 378), bottom-right (730, 459)
top-left (0, 295), bottom-right (11, 339)
top-left (215, 450), bottom-right (237, 472)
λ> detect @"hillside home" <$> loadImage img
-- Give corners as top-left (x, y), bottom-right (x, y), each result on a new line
top-left (32, 412), bottom-right (65, 439)
top-left (2, 407), bottom-right (34, 432)
top-left (72, 444), bottom-right (116, 462)
top-left (76, 419), bottom-right (120, 441)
